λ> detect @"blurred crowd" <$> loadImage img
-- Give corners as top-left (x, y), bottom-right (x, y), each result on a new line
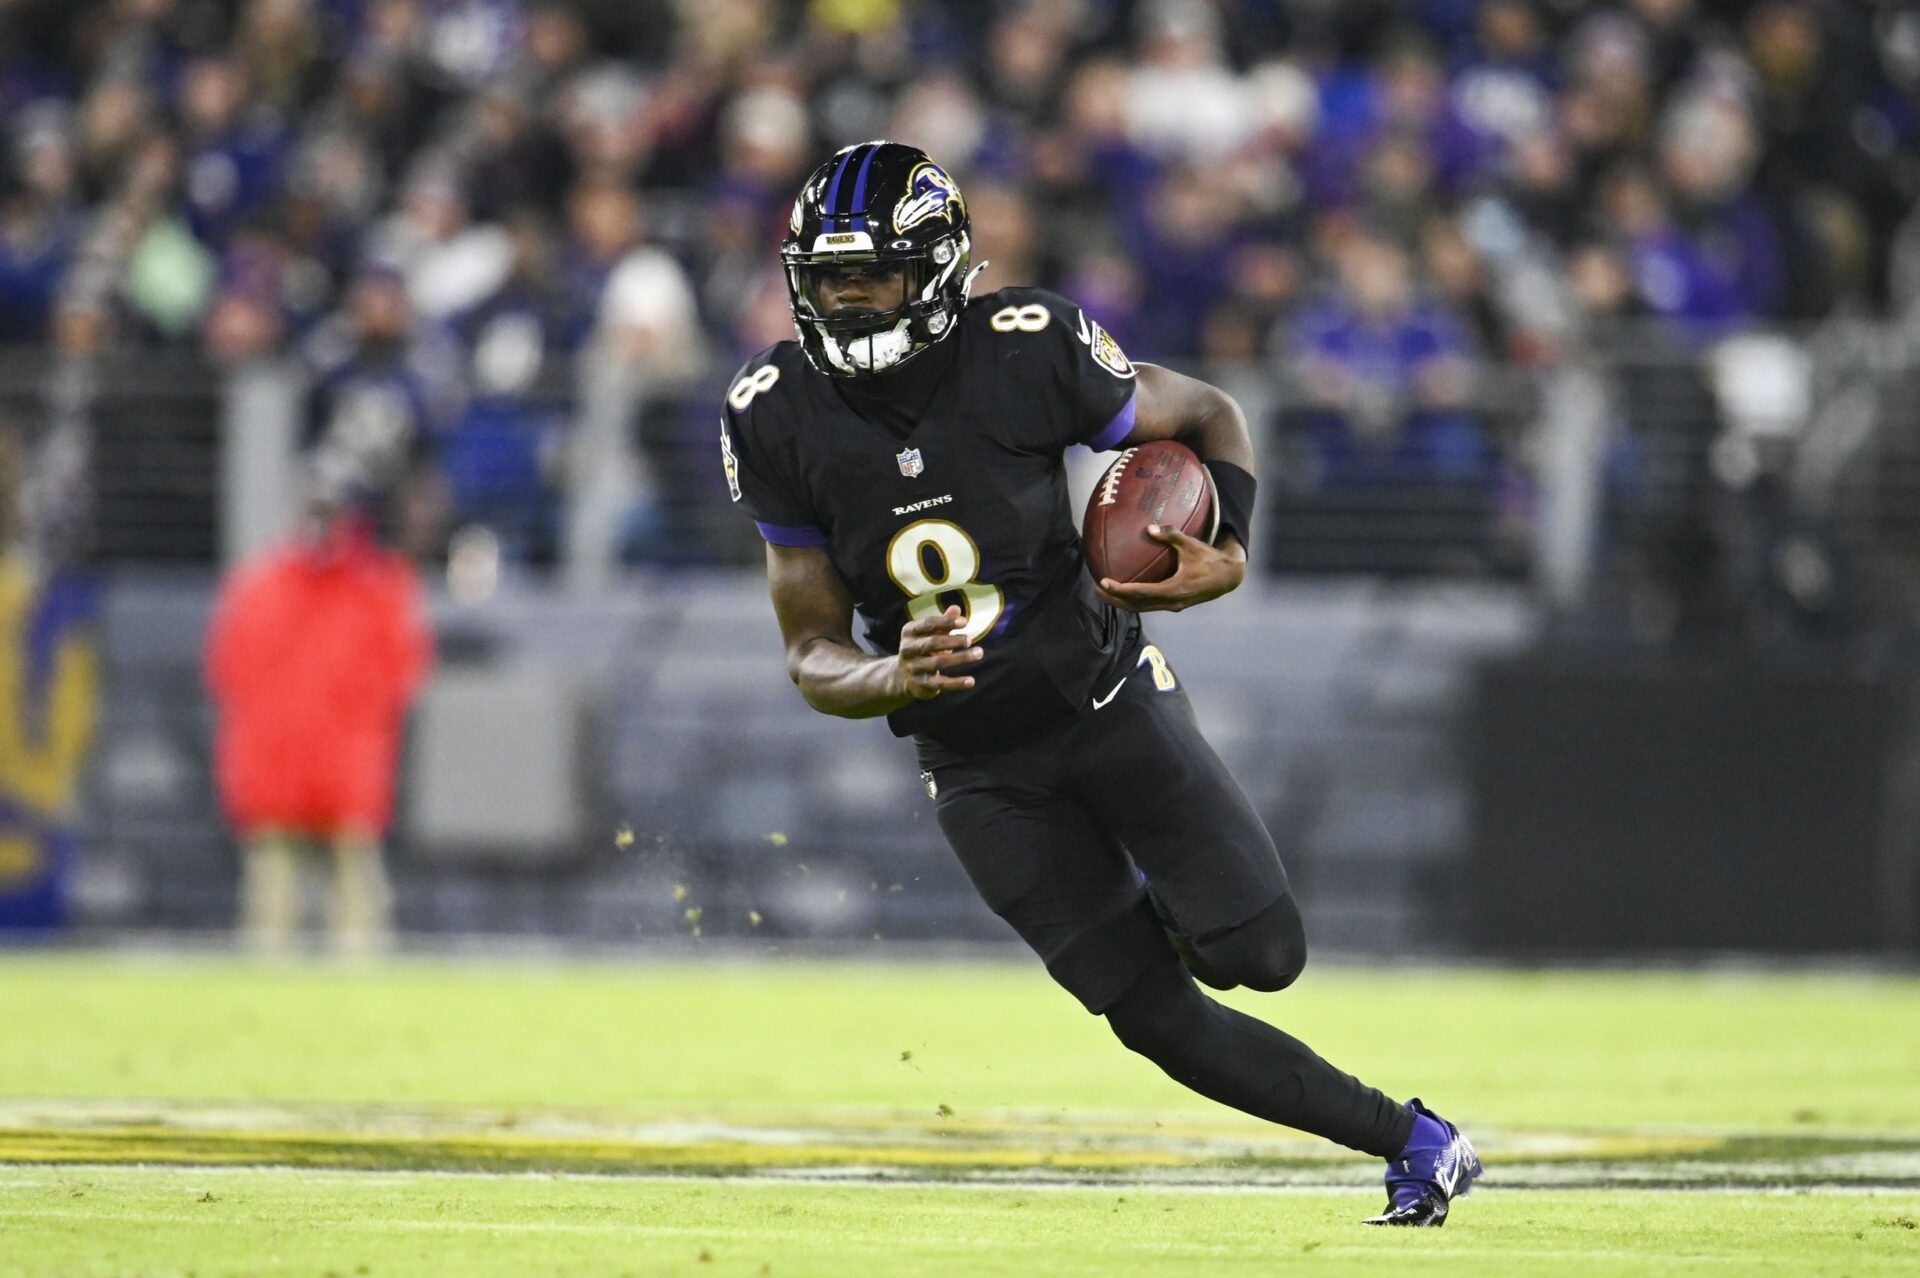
top-left (1, 0), bottom-right (1918, 560)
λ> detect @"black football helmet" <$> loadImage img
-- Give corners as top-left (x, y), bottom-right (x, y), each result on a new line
top-left (781, 141), bottom-right (979, 378)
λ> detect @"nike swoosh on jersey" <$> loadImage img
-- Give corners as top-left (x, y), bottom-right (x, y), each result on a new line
top-left (1091, 677), bottom-right (1127, 709)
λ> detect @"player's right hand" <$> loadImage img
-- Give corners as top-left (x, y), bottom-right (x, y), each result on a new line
top-left (894, 606), bottom-right (983, 700)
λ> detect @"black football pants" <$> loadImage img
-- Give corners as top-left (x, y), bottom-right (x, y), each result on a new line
top-left (916, 652), bottom-right (1415, 1158)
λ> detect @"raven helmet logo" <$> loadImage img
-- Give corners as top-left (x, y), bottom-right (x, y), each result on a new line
top-left (893, 162), bottom-right (964, 234)
top-left (896, 446), bottom-right (925, 478)
top-left (790, 194), bottom-right (804, 235)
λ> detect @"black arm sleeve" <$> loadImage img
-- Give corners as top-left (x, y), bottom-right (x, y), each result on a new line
top-left (1205, 459), bottom-right (1257, 551)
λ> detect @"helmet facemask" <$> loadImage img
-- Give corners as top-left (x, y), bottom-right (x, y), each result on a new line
top-left (784, 229), bottom-right (973, 377)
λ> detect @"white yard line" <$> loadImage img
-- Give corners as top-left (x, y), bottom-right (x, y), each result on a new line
top-left (1, 1163), bottom-right (1918, 1196)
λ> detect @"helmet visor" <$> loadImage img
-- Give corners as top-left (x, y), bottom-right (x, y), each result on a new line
top-left (789, 255), bottom-right (924, 325)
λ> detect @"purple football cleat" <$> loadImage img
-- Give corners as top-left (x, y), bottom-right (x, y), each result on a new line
top-left (1363, 1099), bottom-right (1481, 1227)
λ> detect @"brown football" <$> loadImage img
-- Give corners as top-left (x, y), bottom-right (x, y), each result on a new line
top-left (1082, 440), bottom-right (1217, 585)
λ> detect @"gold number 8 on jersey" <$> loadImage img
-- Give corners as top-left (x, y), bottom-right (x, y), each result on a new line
top-left (988, 304), bottom-right (1050, 333)
top-left (727, 364), bottom-right (781, 410)
top-left (887, 518), bottom-right (1004, 645)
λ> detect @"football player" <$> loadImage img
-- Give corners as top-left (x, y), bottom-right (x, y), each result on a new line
top-left (722, 141), bottom-right (1479, 1226)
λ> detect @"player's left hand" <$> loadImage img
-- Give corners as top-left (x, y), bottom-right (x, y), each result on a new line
top-left (1097, 527), bottom-right (1245, 613)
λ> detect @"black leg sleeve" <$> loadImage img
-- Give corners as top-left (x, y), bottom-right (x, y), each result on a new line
top-left (1103, 953), bottom-right (1415, 1158)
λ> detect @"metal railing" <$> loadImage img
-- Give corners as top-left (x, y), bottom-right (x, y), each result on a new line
top-left (2, 322), bottom-right (1915, 624)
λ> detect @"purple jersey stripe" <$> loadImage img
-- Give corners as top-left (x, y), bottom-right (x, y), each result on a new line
top-left (1089, 392), bottom-right (1138, 452)
top-left (755, 520), bottom-right (829, 548)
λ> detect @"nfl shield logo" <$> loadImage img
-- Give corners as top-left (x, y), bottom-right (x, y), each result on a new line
top-left (896, 447), bottom-right (925, 478)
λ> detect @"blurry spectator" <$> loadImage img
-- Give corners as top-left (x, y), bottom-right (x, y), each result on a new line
top-left (702, 82), bottom-right (814, 260)
top-left (570, 177), bottom-right (703, 382)
top-left (1229, 58), bottom-right (1319, 239)
top-left (1654, 91), bottom-right (1783, 322)
top-left (205, 490), bottom-right (432, 956)
top-left (1137, 164), bottom-right (1238, 358)
top-left (1567, 242), bottom-right (1644, 327)
top-left (0, 165), bottom-right (81, 343)
top-left (443, 210), bottom-right (574, 560)
top-left (459, 89), bottom-right (574, 222)
top-left (524, 2), bottom-right (592, 91)
top-left (1421, 216), bottom-right (1509, 359)
top-left (281, 129), bottom-right (383, 290)
top-left (696, 185), bottom-right (787, 362)
top-left (418, 0), bottom-right (525, 93)
top-left (890, 70), bottom-right (988, 176)
top-left (303, 266), bottom-right (458, 556)
top-left (986, 3), bottom-right (1073, 126)
top-left (1452, 0), bottom-right (1556, 150)
top-left (75, 78), bottom-right (154, 205)
top-left (706, 81), bottom-right (811, 232)
top-left (123, 209), bottom-right (218, 342)
top-left (1288, 231), bottom-right (1492, 483)
top-left (1046, 57), bottom-right (1157, 230)
top-left (1359, 132), bottom-right (1441, 248)
top-left (1561, 13), bottom-right (1658, 185)
top-left (1631, 0), bottom-right (1709, 94)
top-left (1060, 246), bottom-right (1148, 358)
top-left (729, 270), bottom-right (797, 359)
top-left (1126, 0), bottom-right (1251, 163)
top-left (177, 57), bottom-right (289, 251)
top-left (366, 167), bottom-right (511, 321)
top-left (552, 59), bottom-right (651, 181)
top-left (204, 282), bottom-right (285, 362)
top-left (1492, 126), bottom-right (1583, 247)
top-left (963, 181), bottom-right (1040, 298)
top-left (1602, 151), bottom-right (1778, 336)
top-left (235, 0), bottom-right (325, 117)
top-left (201, 216), bottom-right (331, 359)
top-left (326, 53), bottom-right (445, 189)
top-left (1310, 37), bottom-right (1484, 212)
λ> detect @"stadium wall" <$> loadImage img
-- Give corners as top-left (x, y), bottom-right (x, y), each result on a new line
top-left (77, 570), bottom-right (1534, 952)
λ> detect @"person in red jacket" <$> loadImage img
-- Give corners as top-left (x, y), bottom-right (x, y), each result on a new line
top-left (205, 493), bottom-right (433, 955)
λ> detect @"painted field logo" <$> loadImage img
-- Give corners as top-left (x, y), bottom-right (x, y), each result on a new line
top-left (893, 163), bottom-right (964, 233)
top-left (896, 447), bottom-right (925, 478)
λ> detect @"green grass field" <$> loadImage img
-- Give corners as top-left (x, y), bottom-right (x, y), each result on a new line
top-left (1, 952), bottom-right (1917, 1275)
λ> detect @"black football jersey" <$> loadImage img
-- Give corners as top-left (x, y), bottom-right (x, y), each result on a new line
top-left (722, 287), bottom-right (1144, 749)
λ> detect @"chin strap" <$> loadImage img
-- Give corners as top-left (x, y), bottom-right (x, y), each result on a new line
top-left (826, 320), bottom-right (915, 374)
